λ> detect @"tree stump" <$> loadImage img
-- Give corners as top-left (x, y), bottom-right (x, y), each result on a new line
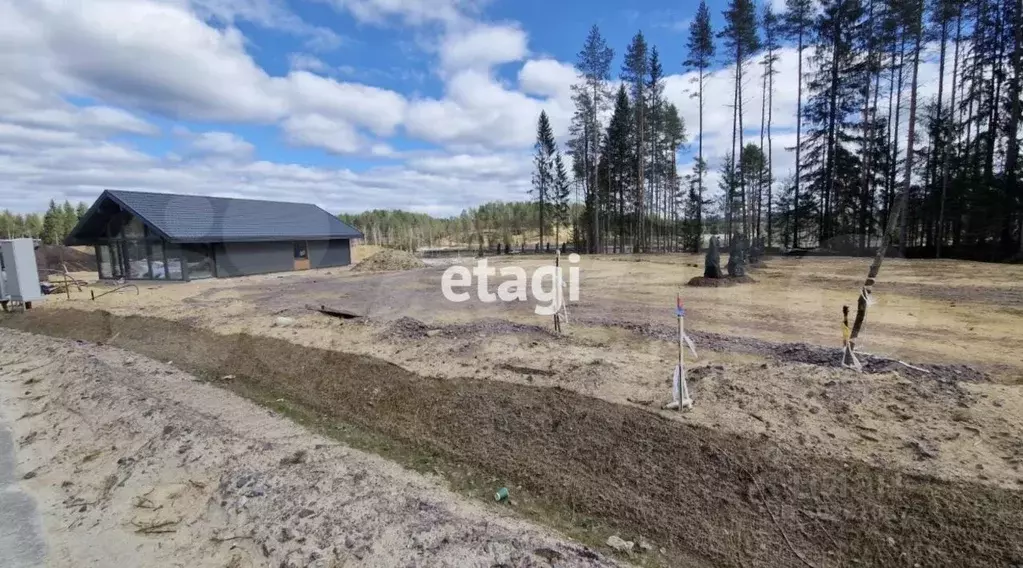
top-left (704, 236), bottom-right (723, 278)
top-left (727, 234), bottom-right (748, 278)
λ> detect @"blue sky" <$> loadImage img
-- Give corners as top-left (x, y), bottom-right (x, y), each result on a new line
top-left (0, 0), bottom-right (946, 216)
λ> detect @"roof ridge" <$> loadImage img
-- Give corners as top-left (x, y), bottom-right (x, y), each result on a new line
top-left (106, 189), bottom-right (319, 208)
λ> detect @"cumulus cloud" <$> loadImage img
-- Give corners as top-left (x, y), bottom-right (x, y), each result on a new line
top-left (318, 0), bottom-right (490, 26)
top-left (4, 0), bottom-right (954, 218)
top-left (439, 23), bottom-right (528, 71)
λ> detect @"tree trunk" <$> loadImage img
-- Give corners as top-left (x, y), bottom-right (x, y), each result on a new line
top-left (697, 69), bottom-right (705, 253)
top-left (767, 43), bottom-right (775, 249)
top-left (851, 2), bottom-right (923, 347)
top-left (1005, 0), bottom-right (1022, 252)
top-left (937, 7), bottom-right (961, 258)
top-left (793, 30), bottom-right (804, 248)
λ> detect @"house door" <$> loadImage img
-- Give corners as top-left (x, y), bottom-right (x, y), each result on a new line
top-left (293, 241), bottom-right (310, 270)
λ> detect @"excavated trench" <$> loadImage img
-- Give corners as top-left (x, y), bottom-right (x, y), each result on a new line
top-left (2, 309), bottom-right (1021, 568)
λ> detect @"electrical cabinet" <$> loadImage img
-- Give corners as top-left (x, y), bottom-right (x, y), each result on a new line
top-left (0, 239), bottom-right (43, 306)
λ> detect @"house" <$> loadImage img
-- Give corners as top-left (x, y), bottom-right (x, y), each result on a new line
top-left (65, 190), bottom-right (363, 281)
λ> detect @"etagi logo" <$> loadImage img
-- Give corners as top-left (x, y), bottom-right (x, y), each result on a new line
top-left (440, 255), bottom-right (581, 315)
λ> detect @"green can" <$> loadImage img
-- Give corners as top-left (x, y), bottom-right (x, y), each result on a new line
top-left (494, 487), bottom-right (509, 502)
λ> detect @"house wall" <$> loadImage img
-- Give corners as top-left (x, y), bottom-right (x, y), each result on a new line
top-left (213, 241), bottom-right (294, 277)
top-left (309, 239), bottom-right (351, 269)
top-left (212, 239), bottom-right (352, 278)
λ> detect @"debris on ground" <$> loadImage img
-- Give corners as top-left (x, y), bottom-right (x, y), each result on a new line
top-left (606, 536), bottom-right (634, 553)
top-left (351, 249), bottom-right (426, 273)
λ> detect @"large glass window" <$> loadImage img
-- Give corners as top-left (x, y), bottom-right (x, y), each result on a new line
top-left (165, 244), bottom-right (183, 280)
top-left (123, 215), bottom-right (145, 239)
top-left (97, 245), bottom-right (113, 279)
top-left (149, 241), bottom-right (166, 280)
top-left (125, 240), bottom-right (151, 279)
top-left (184, 245), bottom-right (214, 279)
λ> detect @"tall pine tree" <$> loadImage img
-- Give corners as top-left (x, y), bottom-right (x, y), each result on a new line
top-left (532, 111), bottom-right (557, 249)
top-left (685, 0), bottom-right (715, 252)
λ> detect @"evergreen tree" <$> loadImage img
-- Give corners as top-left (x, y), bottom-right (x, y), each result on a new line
top-left (621, 31), bottom-right (649, 252)
top-left (532, 111), bottom-right (557, 249)
top-left (646, 46), bottom-right (663, 251)
top-left (760, 3), bottom-right (780, 246)
top-left (42, 199), bottom-right (60, 245)
top-left (570, 25), bottom-right (614, 253)
top-left (685, 0), bottom-right (715, 252)
top-left (61, 200), bottom-right (77, 241)
top-left (720, 0), bottom-right (760, 239)
top-left (782, 0), bottom-right (815, 247)
top-left (604, 85), bottom-right (634, 253)
top-left (553, 152), bottom-right (572, 247)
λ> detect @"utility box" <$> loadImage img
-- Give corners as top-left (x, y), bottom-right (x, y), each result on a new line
top-left (0, 239), bottom-right (43, 307)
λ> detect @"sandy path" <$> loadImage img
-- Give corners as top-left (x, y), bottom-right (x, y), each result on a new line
top-left (1, 412), bottom-right (46, 568)
top-left (0, 329), bottom-right (618, 568)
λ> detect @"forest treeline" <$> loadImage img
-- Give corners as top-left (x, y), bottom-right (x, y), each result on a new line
top-left (1, 200), bottom-right (89, 246)
top-left (549, 0), bottom-right (1020, 259)
top-left (347, 0), bottom-right (1021, 260)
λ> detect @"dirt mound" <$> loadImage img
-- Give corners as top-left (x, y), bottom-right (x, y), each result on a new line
top-left (7, 309), bottom-right (1023, 568)
top-left (686, 275), bottom-right (757, 287)
top-left (352, 248), bottom-right (426, 273)
top-left (34, 245), bottom-right (97, 273)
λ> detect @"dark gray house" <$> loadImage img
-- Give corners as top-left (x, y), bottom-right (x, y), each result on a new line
top-left (66, 190), bottom-right (363, 281)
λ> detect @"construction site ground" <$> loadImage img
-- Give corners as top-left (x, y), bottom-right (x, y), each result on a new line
top-left (3, 249), bottom-right (1023, 567)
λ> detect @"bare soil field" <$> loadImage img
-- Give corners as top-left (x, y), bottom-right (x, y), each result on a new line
top-left (5, 251), bottom-right (1023, 566)
top-left (0, 329), bottom-right (617, 568)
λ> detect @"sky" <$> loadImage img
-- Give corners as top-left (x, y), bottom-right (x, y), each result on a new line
top-left (0, 0), bottom-right (952, 216)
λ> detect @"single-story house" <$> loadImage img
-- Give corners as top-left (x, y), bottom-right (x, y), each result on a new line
top-left (65, 190), bottom-right (363, 281)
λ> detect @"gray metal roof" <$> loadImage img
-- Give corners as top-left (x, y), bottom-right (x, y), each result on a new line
top-left (75, 190), bottom-right (363, 244)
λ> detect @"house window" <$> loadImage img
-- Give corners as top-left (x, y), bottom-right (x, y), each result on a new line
top-left (293, 242), bottom-right (308, 260)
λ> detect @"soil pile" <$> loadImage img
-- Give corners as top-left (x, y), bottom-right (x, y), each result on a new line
top-left (352, 248), bottom-right (426, 273)
top-left (34, 245), bottom-right (97, 273)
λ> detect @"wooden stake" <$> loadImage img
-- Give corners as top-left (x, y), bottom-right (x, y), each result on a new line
top-left (553, 251), bottom-right (562, 334)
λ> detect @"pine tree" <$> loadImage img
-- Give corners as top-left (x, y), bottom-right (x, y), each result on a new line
top-left (570, 25), bottom-right (614, 253)
top-left (621, 32), bottom-right (649, 252)
top-left (61, 200), bottom-right (77, 242)
top-left (553, 153), bottom-right (572, 248)
top-left (782, 0), bottom-right (815, 247)
top-left (760, 3), bottom-right (780, 245)
top-left (720, 0), bottom-right (760, 240)
top-left (42, 200), bottom-right (60, 245)
top-left (685, 0), bottom-right (715, 252)
top-left (532, 111), bottom-right (557, 249)
top-left (605, 85), bottom-right (634, 253)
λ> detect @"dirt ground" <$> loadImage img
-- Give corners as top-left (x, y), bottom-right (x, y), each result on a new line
top-left (0, 328), bottom-right (617, 567)
top-left (9, 251), bottom-right (1023, 566)
top-left (47, 253), bottom-right (1023, 485)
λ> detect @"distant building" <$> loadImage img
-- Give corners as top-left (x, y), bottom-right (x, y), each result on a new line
top-left (66, 190), bottom-right (363, 281)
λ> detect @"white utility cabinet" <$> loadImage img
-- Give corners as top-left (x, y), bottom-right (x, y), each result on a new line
top-left (0, 238), bottom-right (43, 307)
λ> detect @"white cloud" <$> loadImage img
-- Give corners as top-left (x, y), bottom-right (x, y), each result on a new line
top-left (283, 71), bottom-right (407, 137)
top-left (288, 53), bottom-right (329, 73)
top-left (280, 114), bottom-right (363, 155)
top-left (518, 59), bottom-right (578, 99)
top-left (319, 0), bottom-right (489, 26)
top-left (440, 23), bottom-right (528, 71)
top-left (189, 131), bottom-right (255, 158)
top-left (185, 0), bottom-right (344, 51)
